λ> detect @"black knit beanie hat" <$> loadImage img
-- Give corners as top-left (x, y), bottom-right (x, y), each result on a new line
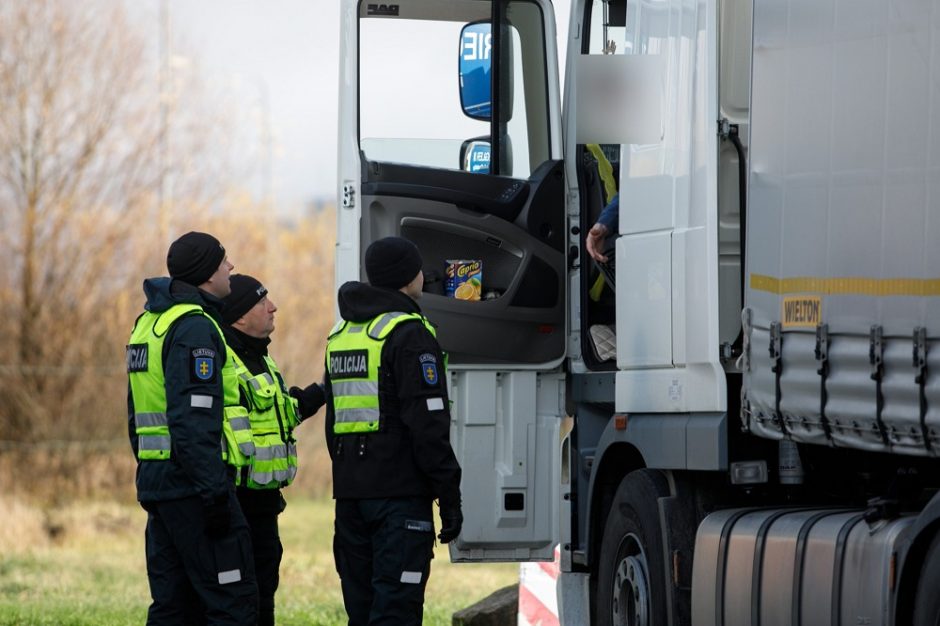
top-left (166, 231), bottom-right (226, 287)
top-left (365, 237), bottom-right (423, 289)
top-left (222, 274), bottom-right (268, 324)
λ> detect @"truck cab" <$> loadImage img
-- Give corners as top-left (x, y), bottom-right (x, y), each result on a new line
top-left (337, 1), bottom-right (940, 624)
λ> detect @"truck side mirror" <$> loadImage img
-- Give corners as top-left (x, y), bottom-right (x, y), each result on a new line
top-left (459, 136), bottom-right (511, 175)
top-left (459, 22), bottom-right (491, 120)
top-left (460, 138), bottom-right (491, 173)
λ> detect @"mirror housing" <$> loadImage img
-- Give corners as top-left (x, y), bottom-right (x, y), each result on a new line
top-left (460, 137), bottom-right (491, 173)
top-left (460, 135), bottom-right (511, 175)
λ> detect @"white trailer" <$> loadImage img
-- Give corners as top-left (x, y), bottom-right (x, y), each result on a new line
top-left (337, 0), bottom-right (940, 623)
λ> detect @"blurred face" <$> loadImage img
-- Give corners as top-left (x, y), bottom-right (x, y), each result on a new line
top-left (204, 256), bottom-right (234, 298)
top-left (234, 295), bottom-right (277, 339)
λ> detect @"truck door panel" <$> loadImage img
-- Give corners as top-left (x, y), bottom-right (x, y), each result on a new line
top-left (361, 158), bottom-right (565, 365)
top-left (339, 0), bottom-right (566, 563)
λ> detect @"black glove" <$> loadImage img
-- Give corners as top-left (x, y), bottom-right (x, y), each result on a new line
top-left (289, 382), bottom-right (326, 420)
top-left (438, 503), bottom-right (463, 544)
top-left (203, 494), bottom-right (231, 538)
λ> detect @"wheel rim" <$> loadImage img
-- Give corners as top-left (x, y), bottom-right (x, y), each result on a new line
top-left (610, 533), bottom-right (650, 626)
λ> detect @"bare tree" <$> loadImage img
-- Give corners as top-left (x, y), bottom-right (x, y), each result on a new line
top-left (0, 2), bottom-right (339, 506)
top-left (0, 0), bottom-right (220, 441)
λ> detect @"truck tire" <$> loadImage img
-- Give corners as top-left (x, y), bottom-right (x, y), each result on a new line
top-left (913, 533), bottom-right (940, 625)
top-left (596, 469), bottom-right (669, 626)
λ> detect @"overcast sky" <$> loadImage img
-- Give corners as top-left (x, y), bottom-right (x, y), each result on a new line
top-left (133, 0), bottom-right (570, 215)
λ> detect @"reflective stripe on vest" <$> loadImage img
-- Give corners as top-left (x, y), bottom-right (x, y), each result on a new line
top-left (231, 351), bottom-right (301, 489)
top-left (127, 303), bottom-right (254, 465)
top-left (220, 337), bottom-right (255, 464)
top-left (248, 442), bottom-right (297, 482)
top-left (326, 311), bottom-right (437, 435)
top-left (138, 434), bottom-right (171, 453)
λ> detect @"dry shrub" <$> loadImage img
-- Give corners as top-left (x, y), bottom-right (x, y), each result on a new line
top-left (0, 444), bottom-right (137, 504)
top-left (0, 207), bottom-right (338, 503)
top-left (0, 493), bottom-right (145, 554)
top-left (0, 495), bottom-right (48, 553)
top-left (43, 498), bottom-right (141, 546)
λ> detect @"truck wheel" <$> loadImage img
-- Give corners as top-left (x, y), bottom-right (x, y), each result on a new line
top-left (913, 533), bottom-right (940, 625)
top-left (596, 469), bottom-right (669, 626)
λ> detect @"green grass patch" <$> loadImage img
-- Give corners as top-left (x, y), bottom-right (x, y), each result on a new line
top-left (0, 497), bottom-right (518, 625)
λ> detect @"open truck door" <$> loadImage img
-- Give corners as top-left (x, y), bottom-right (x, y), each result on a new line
top-left (337, 0), bottom-right (566, 561)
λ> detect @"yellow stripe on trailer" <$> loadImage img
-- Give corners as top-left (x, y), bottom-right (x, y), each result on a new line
top-left (750, 274), bottom-right (940, 297)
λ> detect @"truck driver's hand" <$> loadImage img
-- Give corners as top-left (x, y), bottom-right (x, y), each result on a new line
top-left (586, 223), bottom-right (610, 263)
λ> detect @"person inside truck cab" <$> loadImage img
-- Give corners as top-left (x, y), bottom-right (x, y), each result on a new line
top-left (586, 192), bottom-right (619, 264)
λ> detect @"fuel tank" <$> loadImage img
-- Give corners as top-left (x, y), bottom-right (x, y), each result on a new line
top-left (691, 508), bottom-right (914, 626)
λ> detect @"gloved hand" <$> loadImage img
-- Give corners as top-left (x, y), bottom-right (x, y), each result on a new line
top-left (290, 382), bottom-right (326, 420)
top-left (438, 502), bottom-right (463, 544)
top-left (203, 494), bottom-right (231, 538)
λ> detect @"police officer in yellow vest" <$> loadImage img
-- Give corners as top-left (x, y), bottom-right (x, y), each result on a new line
top-left (127, 232), bottom-right (258, 625)
top-left (326, 236), bottom-right (463, 626)
top-left (220, 274), bottom-right (325, 626)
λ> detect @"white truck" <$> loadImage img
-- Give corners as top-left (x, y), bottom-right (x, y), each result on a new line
top-left (336, 0), bottom-right (940, 623)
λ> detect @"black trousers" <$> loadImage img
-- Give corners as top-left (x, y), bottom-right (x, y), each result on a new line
top-left (237, 488), bottom-right (285, 626)
top-left (333, 497), bottom-right (436, 626)
top-left (144, 490), bottom-right (258, 626)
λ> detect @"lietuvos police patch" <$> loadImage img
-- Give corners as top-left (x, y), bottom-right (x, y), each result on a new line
top-left (191, 348), bottom-right (216, 382)
top-left (419, 353), bottom-right (438, 386)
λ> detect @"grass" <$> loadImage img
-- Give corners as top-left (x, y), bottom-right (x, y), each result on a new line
top-left (0, 496), bottom-right (518, 626)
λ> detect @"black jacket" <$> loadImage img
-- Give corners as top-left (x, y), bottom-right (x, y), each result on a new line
top-left (127, 277), bottom-right (232, 504)
top-left (325, 282), bottom-right (462, 508)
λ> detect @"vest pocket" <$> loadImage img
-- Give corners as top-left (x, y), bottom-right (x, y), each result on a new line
top-left (243, 373), bottom-right (277, 411)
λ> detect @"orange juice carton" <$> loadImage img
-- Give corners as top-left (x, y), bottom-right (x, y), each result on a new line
top-left (445, 260), bottom-right (482, 301)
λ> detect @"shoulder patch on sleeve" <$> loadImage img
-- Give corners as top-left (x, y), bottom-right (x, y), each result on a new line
top-left (191, 348), bottom-right (217, 383)
top-left (419, 352), bottom-right (439, 387)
